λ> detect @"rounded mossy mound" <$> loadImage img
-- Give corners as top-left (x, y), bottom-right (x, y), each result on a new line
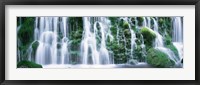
top-left (17, 60), bottom-right (42, 68)
top-left (140, 27), bottom-right (156, 48)
top-left (147, 48), bottom-right (175, 68)
top-left (123, 22), bottom-right (129, 29)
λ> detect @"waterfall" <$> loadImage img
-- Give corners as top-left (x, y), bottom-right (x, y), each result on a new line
top-left (151, 18), bottom-right (179, 63)
top-left (80, 17), bottom-right (113, 64)
top-left (172, 17), bottom-right (183, 62)
top-left (20, 16), bottom-right (183, 68)
top-left (34, 17), bottom-right (70, 65)
top-left (122, 17), bottom-right (137, 63)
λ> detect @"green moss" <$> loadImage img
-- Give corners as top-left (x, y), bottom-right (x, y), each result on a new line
top-left (140, 27), bottom-right (156, 48)
top-left (158, 18), bottom-right (164, 25)
top-left (17, 60), bottom-right (42, 68)
top-left (123, 22), bottom-right (129, 29)
top-left (147, 48), bottom-right (175, 68)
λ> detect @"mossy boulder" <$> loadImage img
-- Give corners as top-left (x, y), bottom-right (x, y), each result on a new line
top-left (124, 29), bottom-right (131, 37)
top-left (140, 27), bottom-right (156, 48)
top-left (17, 60), bottom-right (42, 68)
top-left (137, 17), bottom-right (144, 26)
top-left (147, 48), bottom-right (175, 68)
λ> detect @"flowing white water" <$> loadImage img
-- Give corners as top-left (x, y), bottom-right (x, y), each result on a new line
top-left (80, 17), bottom-right (114, 64)
top-left (34, 17), bottom-right (70, 65)
top-left (172, 17), bottom-right (183, 62)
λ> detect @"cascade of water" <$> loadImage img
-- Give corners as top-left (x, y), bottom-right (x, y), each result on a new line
top-left (152, 18), bottom-right (164, 47)
top-left (143, 17), bottom-right (147, 27)
top-left (34, 17), bottom-right (39, 40)
top-left (172, 17), bottom-right (183, 61)
top-left (52, 17), bottom-right (59, 64)
top-left (80, 17), bottom-right (100, 64)
top-left (80, 17), bottom-right (114, 64)
top-left (173, 17), bottom-right (183, 42)
top-left (17, 17), bottom-right (22, 32)
top-left (147, 17), bottom-right (151, 28)
top-left (34, 17), bottom-right (69, 65)
top-left (116, 25), bottom-right (120, 45)
top-left (122, 17), bottom-right (137, 60)
top-left (99, 18), bottom-right (111, 64)
top-left (152, 17), bottom-right (179, 63)
top-left (17, 17), bottom-right (22, 62)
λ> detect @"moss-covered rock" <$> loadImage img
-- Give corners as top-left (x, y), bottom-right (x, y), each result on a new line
top-left (124, 29), bottom-right (131, 37)
top-left (140, 27), bottom-right (156, 48)
top-left (136, 17), bottom-right (144, 26)
top-left (123, 22), bottom-right (129, 29)
top-left (17, 60), bottom-right (42, 68)
top-left (147, 48), bottom-right (175, 68)
top-left (158, 18), bottom-right (164, 25)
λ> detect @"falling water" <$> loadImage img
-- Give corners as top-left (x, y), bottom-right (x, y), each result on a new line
top-left (34, 17), bottom-right (70, 65)
top-left (172, 17), bottom-right (183, 62)
top-left (80, 17), bottom-right (114, 64)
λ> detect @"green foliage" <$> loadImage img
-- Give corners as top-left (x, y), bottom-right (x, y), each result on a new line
top-left (17, 60), bottom-right (42, 68)
top-left (140, 27), bottom-right (156, 48)
top-left (109, 17), bottom-right (119, 25)
top-left (147, 48), bottom-right (175, 68)
top-left (137, 17), bottom-right (144, 26)
top-left (164, 34), bottom-right (172, 45)
top-left (18, 17), bottom-right (34, 45)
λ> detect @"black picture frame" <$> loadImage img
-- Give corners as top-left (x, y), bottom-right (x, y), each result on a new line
top-left (0, 0), bottom-right (199, 85)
